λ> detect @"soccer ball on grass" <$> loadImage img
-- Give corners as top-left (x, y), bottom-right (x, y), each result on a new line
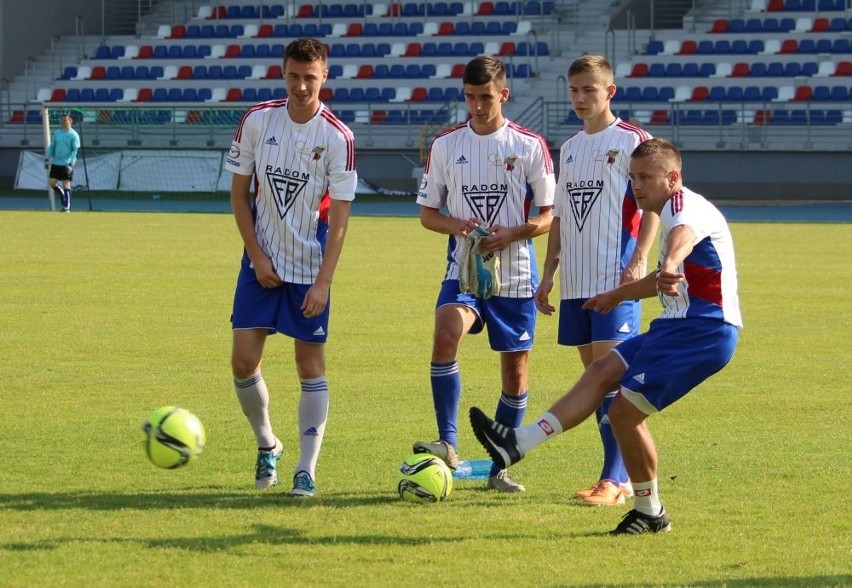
top-left (397, 453), bottom-right (453, 502)
top-left (141, 406), bottom-right (206, 469)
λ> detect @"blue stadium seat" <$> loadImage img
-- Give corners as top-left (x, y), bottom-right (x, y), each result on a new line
top-left (750, 62), bottom-right (767, 77)
top-left (389, 64), bottom-right (405, 78)
top-left (94, 45), bottom-right (111, 59)
top-left (665, 63), bottom-right (683, 77)
top-left (198, 88), bottom-right (212, 101)
top-left (257, 88), bottom-right (272, 101)
top-left (829, 86), bottom-right (849, 100)
top-left (783, 62), bottom-right (802, 77)
top-left (645, 40), bottom-right (664, 55)
top-left (812, 85), bottom-right (831, 100)
top-left (469, 42), bottom-right (485, 55)
top-left (456, 21), bottom-right (471, 35)
top-left (104, 66), bottom-right (120, 80)
top-left (696, 40), bottom-right (714, 55)
top-left (207, 65), bottom-right (223, 79)
top-left (761, 87), bottom-right (779, 101)
top-left (709, 86), bottom-right (726, 101)
top-left (649, 63), bottom-right (666, 77)
top-left (698, 63), bottom-right (716, 77)
top-left (380, 88), bottom-right (396, 101)
top-left (501, 21), bottom-right (517, 35)
top-left (345, 44), bottom-right (360, 58)
top-left (222, 65), bottom-right (239, 79)
top-left (329, 44), bottom-right (345, 58)
top-left (731, 40), bottom-right (748, 54)
top-left (404, 64), bottom-right (422, 78)
top-left (166, 88), bottom-right (182, 102)
top-left (682, 62), bottom-right (700, 77)
top-left (728, 19), bottom-right (746, 33)
top-left (422, 64), bottom-right (437, 78)
top-left (762, 18), bottom-right (779, 33)
top-left (135, 65), bottom-right (150, 80)
top-left (242, 45), bottom-right (256, 58)
top-left (167, 45), bottom-right (182, 59)
top-left (149, 66), bottom-right (164, 79)
top-left (182, 88), bottom-right (199, 102)
top-left (766, 62), bottom-right (785, 77)
top-left (445, 87), bottom-right (462, 101)
top-left (334, 88), bottom-right (350, 102)
top-left (714, 40), bottom-right (731, 54)
top-left (743, 86), bottom-right (761, 101)
top-left (624, 86), bottom-right (642, 101)
top-left (815, 39), bottom-right (833, 53)
top-left (832, 38), bottom-right (850, 53)
top-left (365, 87), bottom-right (381, 102)
top-left (329, 65), bottom-right (343, 79)
top-left (452, 42), bottom-right (469, 56)
top-left (641, 87), bottom-right (659, 101)
top-left (185, 25), bottom-right (201, 38)
top-left (726, 86), bottom-right (743, 102)
top-left (747, 40), bottom-right (764, 54)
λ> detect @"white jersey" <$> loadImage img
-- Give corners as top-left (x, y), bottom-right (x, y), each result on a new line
top-left (658, 187), bottom-right (742, 328)
top-left (417, 119), bottom-right (555, 298)
top-left (225, 99), bottom-right (357, 284)
top-left (555, 118), bottom-right (651, 298)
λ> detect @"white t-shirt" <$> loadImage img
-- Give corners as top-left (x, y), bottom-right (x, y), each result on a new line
top-left (225, 99), bottom-right (357, 284)
top-left (417, 119), bottom-right (555, 298)
top-left (555, 118), bottom-right (651, 298)
top-left (658, 186), bottom-right (743, 328)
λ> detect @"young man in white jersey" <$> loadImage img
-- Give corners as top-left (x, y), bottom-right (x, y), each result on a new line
top-left (224, 38), bottom-right (358, 496)
top-left (534, 55), bottom-right (659, 506)
top-left (413, 56), bottom-right (556, 492)
top-left (471, 138), bottom-right (742, 534)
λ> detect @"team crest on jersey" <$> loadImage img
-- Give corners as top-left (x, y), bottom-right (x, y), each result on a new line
top-left (504, 156), bottom-right (517, 172)
top-left (312, 146), bottom-right (326, 160)
top-left (567, 185), bottom-right (603, 231)
top-left (606, 149), bottom-right (619, 165)
top-left (265, 167), bottom-right (309, 219)
top-left (462, 183), bottom-right (507, 227)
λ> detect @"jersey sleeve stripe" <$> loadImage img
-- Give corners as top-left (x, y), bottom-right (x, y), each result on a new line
top-left (233, 98), bottom-right (287, 142)
top-left (320, 108), bottom-right (356, 170)
top-left (507, 121), bottom-right (554, 173)
top-left (616, 120), bottom-right (652, 143)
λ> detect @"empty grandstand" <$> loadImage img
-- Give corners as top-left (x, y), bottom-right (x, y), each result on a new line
top-left (1, 0), bottom-right (850, 198)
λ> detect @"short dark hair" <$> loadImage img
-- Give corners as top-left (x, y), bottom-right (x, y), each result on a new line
top-left (463, 55), bottom-right (506, 87)
top-left (284, 37), bottom-right (328, 68)
top-left (568, 55), bottom-right (613, 84)
top-left (631, 138), bottom-right (682, 171)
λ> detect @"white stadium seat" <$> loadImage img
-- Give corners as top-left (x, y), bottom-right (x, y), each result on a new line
top-left (514, 21), bottom-right (531, 36)
top-left (421, 22), bottom-right (438, 36)
top-left (391, 87), bottom-right (412, 102)
top-left (370, 3), bottom-right (387, 17)
top-left (773, 86), bottom-right (794, 102)
top-left (435, 63), bottom-right (452, 78)
top-left (36, 88), bottom-right (51, 102)
top-left (662, 40), bottom-right (681, 55)
top-left (615, 63), bottom-right (632, 79)
top-left (73, 66), bottom-right (91, 80)
top-left (795, 18), bottom-right (812, 33)
top-left (208, 44), bottom-right (226, 59)
top-left (196, 5), bottom-right (212, 19)
top-left (163, 65), bottom-right (178, 80)
top-left (341, 64), bottom-right (358, 79)
top-left (390, 42), bottom-right (406, 57)
top-left (154, 25), bottom-right (171, 39)
top-left (248, 65), bottom-right (267, 80)
top-left (761, 39), bottom-right (780, 55)
top-left (242, 24), bottom-right (258, 38)
top-left (121, 45), bottom-right (139, 59)
top-left (210, 87), bottom-right (227, 102)
top-left (713, 62), bottom-right (732, 78)
top-left (672, 86), bottom-right (691, 102)
top-left (119, 88), bottom-right (138, 102)
top-left (331, 23), bottom-right (347, 37)
top-left (817, 61), bottom-right (836, 76)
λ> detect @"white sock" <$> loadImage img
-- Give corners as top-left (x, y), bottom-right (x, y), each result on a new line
top-left (515, 412), bottom-right (563, 455)
top-left (234, 373), bottom-right (275, 449)
top-left (296, 376), bottom-right (329, 479)
top-left (632, 478), bottom-right (663, 516)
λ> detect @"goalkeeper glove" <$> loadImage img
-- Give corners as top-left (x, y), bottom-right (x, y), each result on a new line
top-left (65, 165), bottom-right (74, 177)
top-left (459, 226), bottom-right (500, 299)
top-left (44, 158), bottom-right (50, 171)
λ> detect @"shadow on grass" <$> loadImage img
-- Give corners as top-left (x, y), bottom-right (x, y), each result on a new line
top-left (0, 489), bottom-right (401, 511)
top-left (1, 524), bottom-right (471, 552)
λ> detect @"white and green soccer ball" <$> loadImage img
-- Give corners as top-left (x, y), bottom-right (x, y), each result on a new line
top-left (141, 406), bottom-right (206, 469)
top-left (397, 453), bottom-right (453, 503)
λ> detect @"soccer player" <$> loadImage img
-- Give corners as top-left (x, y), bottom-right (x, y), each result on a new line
top-left (534, 55), bottom-right (658, 506)
top-left (224, 37), bottom-right (357, 496)
top-left (45, 113), bottom-right (80, 213)
top-left (413, 55), bottom-right (556, 492)
top-left (471, 138), bottom-right (742, 534)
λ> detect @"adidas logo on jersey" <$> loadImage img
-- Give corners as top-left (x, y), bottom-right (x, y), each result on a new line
top-left (519, 331), bottom-right (531, 342)
top-left (618, 322), bottom-right (631, 333)
top-left (265, 136), bottom-right (279, 146)
top-left (455, 155), bottom-right (468, 165)
top-left (565, 154), bottom-right (574, 164)
top-left (302, 426), bottom-right (319, 437)
top-left (313, 326), bottom-right (325, 336)
top-left (633, 373), bottom-right (645, 384)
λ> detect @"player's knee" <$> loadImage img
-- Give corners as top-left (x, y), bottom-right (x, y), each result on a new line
top-left (608, 394), bottom-right (644, 429)
top-left (231, 354), bottom-right (260, 379)
top-left (432, 327), bottom-right (461, 359)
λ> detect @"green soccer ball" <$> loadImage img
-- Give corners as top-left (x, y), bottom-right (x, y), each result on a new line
top-left (397, 453), bottom-right (453, 503)
top-left (141, 406), bottom-right (206, 469)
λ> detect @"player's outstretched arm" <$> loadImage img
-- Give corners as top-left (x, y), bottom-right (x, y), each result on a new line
top-left (657, 224), bottom-right (695, 297)
top-left (583, 272), bottom-right (658, 314)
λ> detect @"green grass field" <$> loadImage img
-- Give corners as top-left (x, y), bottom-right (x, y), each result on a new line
top-left (0, 211), bottom-right (849, 587)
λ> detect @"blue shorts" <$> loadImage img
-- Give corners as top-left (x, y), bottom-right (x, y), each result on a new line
top-left (614, 318), bottom-right (739, 414)
top-left (436, 280), bottom-right (536, 352)
top-left (231, 257), bottom-right (329, 344)
top-left (557, 298), bottom-right (640, 346)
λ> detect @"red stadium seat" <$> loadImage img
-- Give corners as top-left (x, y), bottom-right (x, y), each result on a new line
top-left (779, 39), bottom-right (798, 54)
top-left (258, 24), bottom-right (273, 38)
top-left (438, 22), bottom-right (455, 35)
top-left (478, 1), bottom-right (494, 15)
top-left (450, 63), bottom-right (466, 78)
top-left (266, 65), bottom-right (283, 79)
top-left (298, 4), bottom-right (314, 17)
top-left (811, 18), bottom-right (829, 32)
top-left (8, 110), bottom-right (24, 124)
top-left (386, 3), bottom-right (402, 16)
top-left (50, 88), bottom-right (67, 102)
top-left (709, 19), bottom-right (729, 33)
top-left (834, 61), bottom-right (852, 76)
top-left (225, 88), bottom-right (242, 102)
top-left (320, 88), bottom-right (333, 101)
top-left (679, 40), bottom-right (697, 54)
top-left (410, 87), bottom-right (428, 101)
top-left (211, 5), bottom-right (226, 19)
top-left (499, 42), bottom-right (516, 56)
top-left (650, 110), bottom-right (669, 124)
top-left (691, 86), bottom-right (709, 101)
top-left (356, 65), bottom-right (374, 78)
top-left (347, 23), bottom-right (363, 36)
top-left (767, 0), bottom-right (784, 10)
top-left (630, 63), bottom-right (649, 77)
top-left (753, 110), bottom-right (771, 125)
top-left (404, 43), bottom-right (422, 57)
top-left (171, 24), bottom-right (186, 38)
top-left (90, 66), bottom-right (106, 80)
top-left (177, 65), bottom-right (193, 79)
top-left (137, 45), bottom-right (153, 59)
top-left (370, 110), bottom-right (387, 124)
top-left (225, 44), bottom-right (241, 58)
top-left (135, 88), bottom-right (153, 102)
top-left (731, 62), bottom-right (750, 77)
top-left (793, 86), bottom-right (813, 101)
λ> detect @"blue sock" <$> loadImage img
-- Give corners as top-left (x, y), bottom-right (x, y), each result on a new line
top-left (65, 188), bottom-right (72, 209)
top-left (53, 185), bottom-right (66, 208)
top-left (430, 361), bottom-right (460, 450)
top-left (490, 391), bottom-right (528, 476)
top-left (597, 391), bottom-right (627, 484)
